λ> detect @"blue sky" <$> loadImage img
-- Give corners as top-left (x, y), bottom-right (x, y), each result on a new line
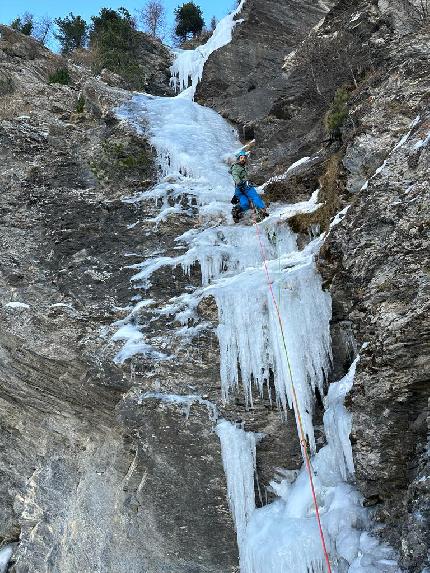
top-left (0, 0), bottom-right (235, 32)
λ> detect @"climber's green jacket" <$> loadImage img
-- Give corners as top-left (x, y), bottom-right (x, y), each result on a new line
top-left (231, 162), bottom-right (248, 185)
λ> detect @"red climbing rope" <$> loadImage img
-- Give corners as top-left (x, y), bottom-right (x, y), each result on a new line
top-left (251, 209), bottom-right (333, 573)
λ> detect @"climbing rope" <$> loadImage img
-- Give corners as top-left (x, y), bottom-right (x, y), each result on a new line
top-left (251, 207), bottom-right (333, 573)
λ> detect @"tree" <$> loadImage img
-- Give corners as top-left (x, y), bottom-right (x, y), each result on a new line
top-left (89, 8), bottom-right (142, 88)
top-left (90, 7), bottom-right (136, 38)
top-left (138, 1), bottom-right (166, 37)
top-left (210, 15), bottom-right (217, 31)
top-left (11, 12), bottom-right (34, 35)
top-left (174, 2), bottom-right (204, 42)
top-left (54, 13), bottom-right (88, 54)
top-left (33, 16), bottom-right (54, 45)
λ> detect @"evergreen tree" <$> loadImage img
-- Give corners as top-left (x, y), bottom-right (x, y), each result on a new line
top-left (174, 2), bottom-right (204, 42)
top-left (54, 13), bottom-right (88, 54)
top-left (11, 13), bottom-right (34, 36)
top-left (90, 8), bottom-right (142, 88)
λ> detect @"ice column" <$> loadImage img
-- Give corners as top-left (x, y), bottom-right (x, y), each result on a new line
top-left (216, 420), bottom-right (259, 552)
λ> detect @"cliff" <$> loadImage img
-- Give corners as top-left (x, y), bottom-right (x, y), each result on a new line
top-left (0, 26), bottom-right (237, 572)
top-left (0, 1), bottom-right (429, 571)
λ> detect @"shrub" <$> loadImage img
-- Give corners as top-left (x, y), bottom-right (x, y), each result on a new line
top-left (90, 8), bottom-right (144, 88)
top-left (325, 88), bottom-right (349, 139)
top-left (76, 95), bottom-right (85, 113)
top-left (11, 13), bottom-right (34, 36)
top-left (48, 68), bottom-right (71, 85)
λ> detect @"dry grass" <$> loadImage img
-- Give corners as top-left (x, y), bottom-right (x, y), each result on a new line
top-left (288, 152), bottom-right (345, 234)
top-left (0, 94), bottom-right (28, 120)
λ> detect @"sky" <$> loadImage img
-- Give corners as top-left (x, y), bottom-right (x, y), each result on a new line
top-left (0, 0), bottom-right (235, 33)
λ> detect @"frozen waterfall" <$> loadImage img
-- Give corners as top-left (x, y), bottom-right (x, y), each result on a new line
top-left (115, 4), bottom-right (400, 572)
top-left (217, 362), bottom-right (400, 573)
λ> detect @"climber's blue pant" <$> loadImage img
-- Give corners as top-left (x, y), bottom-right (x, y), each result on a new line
top-left (235, 185), bottom-right (266, 211)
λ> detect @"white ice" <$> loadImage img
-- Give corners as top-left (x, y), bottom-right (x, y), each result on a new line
top-left (360, 115), bottom-right (421, 189)
top-left (112, 324), bottom-right (169, 364)
top-left (216, 420), bottom-right (261, 553)
top-left (114, 13), bottom-right (400, 573)
top-left (413, 130), bottom-right (430, 150)
top-left (4, 301), bottom-right (30, 309)
top-left (208, 237), bottom-right (331, 451)
top-left (261, 156), bottom-right (312, 189)
top-left (329, 205), bottom-right (351, 231)
top-left (0, 546), bottom-right (13, 573)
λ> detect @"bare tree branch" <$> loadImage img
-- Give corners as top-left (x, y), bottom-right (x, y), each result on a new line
top-left (33, 15), bottom-right (54, 45)
top-left (137, 1), bottom-right (166, 38)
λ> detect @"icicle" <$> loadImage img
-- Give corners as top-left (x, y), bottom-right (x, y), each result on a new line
top-left (239, 360), bottom-right (401, 573)
top-left (323, 357), bottom-right (359, 480)
top-left (210, 244), bottom-right (332, 451)
top-left (216, 420), bottom-right (260, 553)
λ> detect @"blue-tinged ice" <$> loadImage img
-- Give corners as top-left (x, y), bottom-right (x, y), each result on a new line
top-left (217, 362), bottom-right (401, 573)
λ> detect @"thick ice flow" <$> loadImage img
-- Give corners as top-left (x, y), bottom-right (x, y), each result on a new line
top-left (170, 0), bottom-right (246, 97)
top-left (115, 18), bottom-right (399, 573)
top-left (117, 94), bottom-right (238, 193)
top-left (218, 362), bottom-right (401, 573)
top-left (210, 242), bottom-right (331, 451)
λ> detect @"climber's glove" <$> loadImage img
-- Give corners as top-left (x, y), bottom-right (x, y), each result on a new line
top-left (231, 195), bottom-right (239, 205)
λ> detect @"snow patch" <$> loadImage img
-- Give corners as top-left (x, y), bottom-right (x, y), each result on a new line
top-left (261, 156), bottom-right (311, 189)
top-left (140, 392), bottom-right (219, 422)
top-left (4, 302), bottom-right (30, 310)
top-left (112, 324), bottom-right (169, 364)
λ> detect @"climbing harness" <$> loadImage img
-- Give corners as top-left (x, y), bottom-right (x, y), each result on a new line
top-left (251, 207), bottom-right (333, 573)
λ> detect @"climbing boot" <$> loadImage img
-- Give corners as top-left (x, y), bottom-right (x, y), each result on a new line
top-left (232, 205), bottom-right (242, 223)
top-left (255, 208), bottom-right (269, 222)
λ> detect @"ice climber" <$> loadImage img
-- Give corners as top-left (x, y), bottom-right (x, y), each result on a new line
top-left (231, 150), bottom-right (268, 223)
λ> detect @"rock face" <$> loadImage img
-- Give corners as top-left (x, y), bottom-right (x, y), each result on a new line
top-left (0, 27), bottom-right (237, 572)
top-left (196, 0), bottom-right (334, 181)
top-left (196, 0), bottom-right (332, 126)
top-left (320, 27), bottom-right (430, 569)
